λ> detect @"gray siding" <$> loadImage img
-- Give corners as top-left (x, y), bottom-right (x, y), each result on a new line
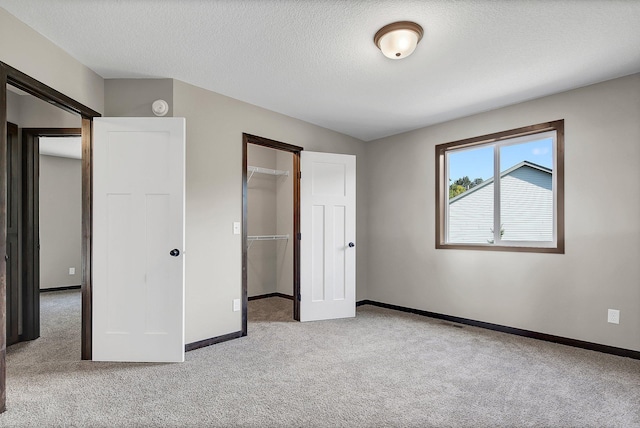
top-left (448, 181), bottom-right (494, 244)
top-left (501, 168), bottom-right (553, 241)
top-left (449, 166), bottom-right (552, 243)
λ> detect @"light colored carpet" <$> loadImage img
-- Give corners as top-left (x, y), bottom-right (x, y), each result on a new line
top-left (1, 290), bottom-right (639, 427)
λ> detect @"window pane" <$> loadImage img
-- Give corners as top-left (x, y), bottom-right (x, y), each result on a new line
top-left (437, 120), bottom-right (563, 253)
top-left (499, 138), bottom-right (553, 242)
top-left (447, 145), bottom-right (494, 244)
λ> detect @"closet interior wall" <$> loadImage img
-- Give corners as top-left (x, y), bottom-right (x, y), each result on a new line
top-left (247, 144), bottom-right (293, 298)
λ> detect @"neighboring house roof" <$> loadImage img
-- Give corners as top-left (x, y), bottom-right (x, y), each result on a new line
top-left (449, 161), bottom-right (551, 203)
top-left (448, 160), bottom-right (553, 243)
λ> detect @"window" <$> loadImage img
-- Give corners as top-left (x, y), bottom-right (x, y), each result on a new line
top-left (435, 120), bottom-right (564, 253)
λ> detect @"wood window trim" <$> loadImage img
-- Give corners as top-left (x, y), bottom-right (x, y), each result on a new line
top-left (241, 133), bottom-right (303, 334)
top-left (435, 120), bottom-right (565, 254)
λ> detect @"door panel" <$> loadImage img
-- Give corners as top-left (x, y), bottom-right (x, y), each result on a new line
top-left (311, 205), bottom-right (325, 302)
top-left (93, 117), bottom-right (185, 362)
top-left (300, 151), bottom-right (356, 322)
top-left (332, 205), bottom-right (346, 300)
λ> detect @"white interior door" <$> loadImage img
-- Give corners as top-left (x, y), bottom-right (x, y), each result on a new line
top-left (93, 117), bottom-right (185, 362)
top-left (300, 151), bottom-right (356, 322)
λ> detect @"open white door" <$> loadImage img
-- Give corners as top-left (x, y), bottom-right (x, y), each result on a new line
top-left (300, 151), bottom-right (356, 322)
top-left (93, 117), bottom-right (185, 362)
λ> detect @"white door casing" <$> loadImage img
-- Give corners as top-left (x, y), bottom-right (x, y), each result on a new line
top-left (300, 151), bottom-right (356, 322)
top-left (93, 117), bottom-right (185, 362)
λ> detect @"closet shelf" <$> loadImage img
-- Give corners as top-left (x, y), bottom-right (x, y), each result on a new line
top-left (248, 234), bottom-right (290, 241)
top-left (247, 165), bottom-right (289, 182)
top-left (247, 234), bottom-right (290, 249)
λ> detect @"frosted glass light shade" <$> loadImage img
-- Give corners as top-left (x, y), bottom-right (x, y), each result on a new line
top-left (374, 21), bottom-right (424, 59)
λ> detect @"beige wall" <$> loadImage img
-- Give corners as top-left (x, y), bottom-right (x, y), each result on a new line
top-left (39, 155), bottom-right (82, 289)
top-left (366, 74), bottom-right (640, 352)
top-left (104, 79), bottom-right (173, 117)
top-left (1, 8), bottom-right (104, 114)
top-left (6, 90), bottom-right (21, 124)
top-left (7, 88), bottom-right (80, 129)
top-left (173, 79), bottom-right (368, 344)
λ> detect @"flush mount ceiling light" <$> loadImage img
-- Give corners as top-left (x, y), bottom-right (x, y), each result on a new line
top-left (374, 21), bottom-right (424, 59)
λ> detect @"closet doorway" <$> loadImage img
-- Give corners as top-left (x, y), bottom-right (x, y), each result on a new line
top-left (241, 134), bottom-right (302, 334)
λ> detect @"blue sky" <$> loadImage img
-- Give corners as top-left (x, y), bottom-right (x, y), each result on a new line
top-left (448, 138), bottom-right (553, 182)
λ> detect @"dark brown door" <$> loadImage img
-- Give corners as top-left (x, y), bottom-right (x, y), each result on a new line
top-left (20, 129), bottom-right (42, 342)
top-left (6, 122), bottom-right (20, 346)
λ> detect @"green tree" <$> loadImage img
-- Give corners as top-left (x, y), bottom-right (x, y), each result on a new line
top-left (453, 176), bottom-right (483, 189)
top-left (449, 184), bottom-right (466, 198)
top-left (449, 176), bottom-right (483, 199)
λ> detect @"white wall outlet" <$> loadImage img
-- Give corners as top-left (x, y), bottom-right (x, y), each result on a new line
top-left (233, 222), bottom-right (241, 235)
top-left (69, 267), bottom-right (76, 275)
top-left (233, 298), bottom-right (241, 312)
top-left (607, 309), bottom-right (620, 324)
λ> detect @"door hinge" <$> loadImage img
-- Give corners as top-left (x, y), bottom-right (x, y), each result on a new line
top-left (297, 294), bottom-right (301, 301)
top-left (298, 171), bottom-right (302, 179)
top-left (297, 232), bottom-right (301, 240)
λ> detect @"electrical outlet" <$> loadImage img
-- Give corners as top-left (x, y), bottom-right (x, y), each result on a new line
top-left (607, 309), bottom-right (620, 324)
top-left (69, 267), bottom-right (75, 275)
top-left (233, 222), bottom-right (241, 235)
top-left (233, 299), bottom-right (241, 312)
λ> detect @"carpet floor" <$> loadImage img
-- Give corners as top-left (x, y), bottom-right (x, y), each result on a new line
top-left (1, 290), bottom-right (639, 427)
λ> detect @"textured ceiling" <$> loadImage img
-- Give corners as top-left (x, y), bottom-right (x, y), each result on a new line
top-left (1, 1), bottom-right (639, 141)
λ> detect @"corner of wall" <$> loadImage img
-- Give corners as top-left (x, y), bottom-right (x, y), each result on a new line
top-left (0, 7), bottom-right (104, 114)
top-left (104, 78), bottom-right (174, 117)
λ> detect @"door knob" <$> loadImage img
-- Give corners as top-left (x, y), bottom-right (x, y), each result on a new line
top-left (348, 242), bottom-right (355, 248)
top-left (169, 249), bottom-right (180, 257)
